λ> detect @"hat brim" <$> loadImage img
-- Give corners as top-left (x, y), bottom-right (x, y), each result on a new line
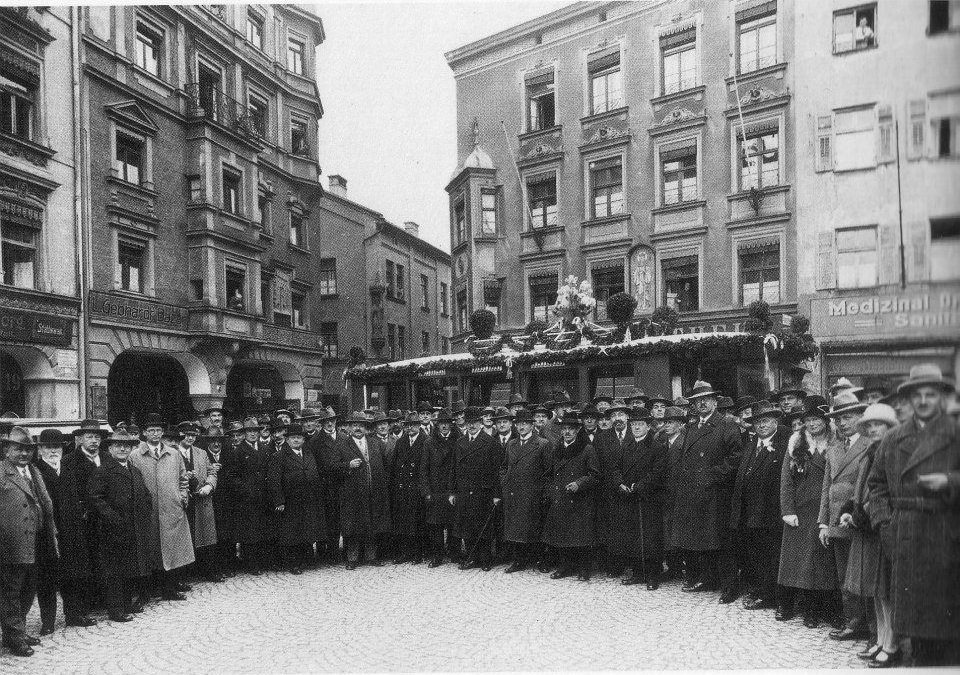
top-left (686, 391), bottom-right (718, 400)
top-left (72, 428), bottom-right (110, 437)
top-left (745, 410), bottom-right (784, 423)
top-left (824, 402), bottom-right (869, 418)
top-left (897, 378), bottom-right (955, 395)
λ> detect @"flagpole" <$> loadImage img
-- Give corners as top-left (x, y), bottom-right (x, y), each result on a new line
top-left (500, 120), bottom-right (534, 227)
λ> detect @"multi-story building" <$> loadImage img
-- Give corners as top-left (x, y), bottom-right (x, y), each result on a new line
top-left (318, 175), bottom-right (453, 411)
top-left (445, 0), bottom-right (799, 363)
top-left (79, 4), bottom-right (327, 423)
top-left (0, 7), bottom-right (81, 418)
top-left (795, 0), bottom-right (960, 390)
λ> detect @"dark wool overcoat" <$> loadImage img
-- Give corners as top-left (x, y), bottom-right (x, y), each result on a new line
top-left (452, 431), bottom-right (501, 541)
top-left (56, 450), bottom-right (101, 578)
top-left (500, 434), bottom-right (552, 544)
top-left (326, 435), bottom-right (391, 539)
top-left (418, 431), bottom-right (458, 526)
top-left (206, 445), bottom-right (237, 545)
top-left (602, 433), bottom-right (667, 559)
top-left (671, 411), bottom-right (744, 551)
top-left (662, 428), bottom-right (686, 552)
top-left (542, 437), bottom-right (600, 548)
top-left (267, 446), bottom-right (326, 546)
top-left (389, 432), bottom-right (427, 535)
top-left (867, 413), bottom-right (960, 640)
top-left (730, 427), bottom-right (789, 531)
top-left (841, 441), bottom-right (885, 599)
top-left (232, 440), bottom-right (274, 545)
top-left (88, 457), bottom-right (153, 579)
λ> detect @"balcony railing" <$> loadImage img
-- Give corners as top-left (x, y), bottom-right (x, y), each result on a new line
top-left (184, 83), bottom-right (268, 144)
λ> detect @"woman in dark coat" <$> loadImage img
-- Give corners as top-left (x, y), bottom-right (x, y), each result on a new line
top-left (778, 402), bottom-right (840, 628)
top-left (419, 412), bottom-right (458, 566)
top-left (267, 424), bottom-right (326, 574)
top-left (606, 409), bottom-right (667, 589)
top-left (500, 409), bottom-right (552, 572)
top-left (542, 414), bottom-right (600, 581)
top-left (88, 431), bottom-right (153, 622)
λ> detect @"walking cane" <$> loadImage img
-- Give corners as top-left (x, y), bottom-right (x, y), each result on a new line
top-left (467, 500), bottom-right (500, 563)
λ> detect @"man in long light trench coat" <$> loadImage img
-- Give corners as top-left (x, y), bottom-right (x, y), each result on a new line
top-left (129, 419), bottom-right (195, 601)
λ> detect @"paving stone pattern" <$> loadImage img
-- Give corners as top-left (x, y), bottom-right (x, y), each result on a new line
top-left (2, 565), bottom-right (866, 672)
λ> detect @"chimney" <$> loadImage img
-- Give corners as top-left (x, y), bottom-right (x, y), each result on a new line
top-left (404, 221), bottom-right (419, 237)
top-left (327, 174), bottom-right (347, 197)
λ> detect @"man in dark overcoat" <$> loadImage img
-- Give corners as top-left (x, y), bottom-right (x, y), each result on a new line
top-left (201, 428), bottom-right (238, 576)
top-left (325, 413), bottom-right (390, 569)
top-left (500, 409), bottom-right (552, 573)
top-left (594, 400), bottom-right (631, 576)
top-left (542, 413), bottom-right (600, 581)
top-left (867, 364), bottom-right (960, 666)
top-left (672, 381), bottom-right (743, 599)
top-left (660, 406), bottom-right (687, 581)
top-left (0, 427), bottom-right (57, 657)
top-left (317, 407), bottom-right (345, 560)
top-left (33, 429), bottom-right (70, 634)
top-left (389, 413), bottom-right (428, 564)
top-left (419, 410), bottom-right (459, 566)
top-left (88, 429), bottom-right (153, 622)
top-left (234, 417), bottom-right (273, 573)
top-left (451, 406), bottom-right (501, 571)
top-left (729, 400), bottom-right (788, 610)
top-left (267, 424), bottom-right (325, 574)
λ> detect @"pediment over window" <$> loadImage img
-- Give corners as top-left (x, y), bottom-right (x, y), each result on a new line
top-left (105, 100), bottom-right (160, 135)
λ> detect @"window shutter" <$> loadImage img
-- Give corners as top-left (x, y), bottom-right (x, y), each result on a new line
top-left (910, 227), bottom-right (929, 282)
top-left (877, 105), bottom-right (895, 164)
top-left (878, 224), bottom-right (899, 285)
top-left (815, 231), bottom-right (835, 289)
top-left (815, 115), bottom-right (833, 172)
top-left (907, 99), bottom-right (926, 160)
top-left (272, 271), bottom-right (291, 315)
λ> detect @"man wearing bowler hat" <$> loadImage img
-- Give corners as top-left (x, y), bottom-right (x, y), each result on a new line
top-left (868, 364), bottom-right (960, 666)
top-left (672, 381), bottom-right (744, 600)
top-left (451, 406), bottom-right (501, 571)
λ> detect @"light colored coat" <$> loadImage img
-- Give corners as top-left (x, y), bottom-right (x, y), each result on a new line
top-left (186, 444), bottom-right (218, 549)
top-left (818, 433), bottom-right (870, 537)
top-left (130, 442), bottom-right (195, 571)
top-left (0, 460), bottom-right (57, 564)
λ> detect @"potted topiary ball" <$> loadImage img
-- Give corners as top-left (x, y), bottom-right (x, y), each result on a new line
top-left (470, 309), bottom-right (497, 340)
top-left (606, 291), bottom-right (637, 326)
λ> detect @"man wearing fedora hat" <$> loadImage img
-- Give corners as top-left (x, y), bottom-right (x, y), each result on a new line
top-left (201, 428), bottom-right (239, 577)
top-left (729, 401), bottom-right (789, 611)
top-left (232, 417), bottom-right (273, 574)
top-left (507, 393), bottom-right (527, 417)
top-left (819, 390), bottom-right (872, 639)
top-left (419, 409), bottom-right (460, 567)
top-left (868, 363), bottom-right (960, 666)
top-left (451, 406), bottom-right (502, 571)
top-left (176, 422), bottom-right (220, 582)
top-left (672, 381), bottom-right (744, 599)
top-left (390, 413), bottom-right (429, 565)
top-left (660, 406), bottom-right (688, 582)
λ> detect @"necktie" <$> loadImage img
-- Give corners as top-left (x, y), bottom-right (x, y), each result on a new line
top-left (501, 435), bottom-right (508, 445)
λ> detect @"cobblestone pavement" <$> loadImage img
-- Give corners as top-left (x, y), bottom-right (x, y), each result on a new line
top-left (2, 563), bottom-right (867, 673)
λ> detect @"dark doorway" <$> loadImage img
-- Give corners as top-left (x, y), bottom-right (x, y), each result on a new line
top-left (108, 351), bottom-right (194, 427)
top-left (225, 363), bottom-right (284, 420)
top-left (0, 352), bottom-right (25, 417)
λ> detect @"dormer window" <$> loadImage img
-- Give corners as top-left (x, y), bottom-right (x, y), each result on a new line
top-left (0, 74), bottom-right (33, 140)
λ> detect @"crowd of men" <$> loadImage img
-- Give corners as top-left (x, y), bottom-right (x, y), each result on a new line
top-left (1, 363), bottom-right (957, 666)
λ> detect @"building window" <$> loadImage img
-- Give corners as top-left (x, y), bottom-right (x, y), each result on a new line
top-left (188, 175), bottom-right (203, 202)
top-left (248, 92), bottom-right (268, 138)
top-left (0, 220), bottom-right (36, 289)
top-left (387, 323), bottom-right (396, 360)
top-left (663, 255), bottom-right (699, 312)
top-left (258, 195), bottom-right (271, 232)
top-left (246, 11), bottom-right (264, 50)
top-left (320, 322), bottom-right (338, 357)
top-left (386, 260), bottom-right (395, 298)
top-left (737, 4), bottom-right (777, 74)
top-left (420, 273), bottom-right (430, 310)
top-left (528, 174), bottom-right (558, 229)
top-left (590, 157), bottom-right (623, 218)
top-left (225, 264), bottom-right (246, 311)
top-left (483, 282), bottom-right (500, 323)
top-left (289, 212), bottom-right (304, 247)
top-left (456, 289), bottom-right (467, 333)
top-left (135, 22), bottom-right (162, 77)
top-left (661, 145), bottom-right (698, 205)
top-left (0, 73), bottom-right (34, 139)
top-left (480, 190), bottom-right (497, 236)
top-left (260, 279), bottom-right (270, 316)
top-left (115, 132), bottom-right (144, 185)
top-left (589, 49), bottom-right (622, 115)
top-left (529, 275), bottom-right (558, 322)
top-left (318, 258), bottom-right (337, 295)
top-left (834, 107), bottom-right (876, 170)
top-left (441, 336), bottom-right (450, 354)
top-left (440, 281), bottom-right (449, 316)
top-left (290, 119), bottom-right (308, 155)
top-left (592, 263), bottom-right (625, 322)
top-left (836, 226), bottom-right (878, 289)
top-left (930, 216), bottom-right (960, 281)
top-left (118, 239), bottom-right (145, 293)
top-left (525, 70), bottom-right (555, 131)
top-left (738, 121), bottom-right (780, 190)
top-left (287, 38), bottom-right (305, 75)
top-left (930, 1), bottom-right (960, 34)
top-left (739, 243), bottom-right (780, 305)
top-left (222, 168), bottom-right (241, 215)
top-left (833, 4), bottom-right (876, 54)
top-left (397, 325), bottom-right (406, 357)
top-left (660, 28), bottom-right (697, 95)
top-left (395, 264), bottom-right (405, 301)
top-left (421, 330), bottom-right (430, 355)
top-left (933, 116), bottom-right (958, 158)
top-left (291, 292), bottom-right (307, 328)
top-left (453, 199), bottom-right (466, 245)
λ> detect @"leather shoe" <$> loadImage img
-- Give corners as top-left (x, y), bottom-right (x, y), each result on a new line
top-left (803, 614), bottom-right (820, 628)
top-left (550, 568), bottom-right (573, 580)
top-left (775, 606), bottom-right (796, 621)
top-left (367, 559), bottom-right (385, 567)
top-left (290, 567), bottom-right (303, 575)
top-left (719, 590), bottom-right (739, 604)
top-left (411, 557), bottom-right (423, 565)
top-left (6, 643), bottom-right (33, 657)
top-left (621, 575), bottom-right (643, 586)
top-left (646, 576), bottom-right (660, 590)
top-left (505, 562), bottom-right (527, 574)
top-left (345, 562), bottom-right (358, 570)
top-left (682, 581), bottom-right (716, 593)
top-left (428, 559), bottom-right (443, 568)
top-left (108, 613), bottom-right (133, 623)
top-left (536, 561), bottom-right (551, 573)
top-left (829, 626), bottom-right (869, 641)
top-left (743, 597), bottom-right (776, 610)
top-left (65, 616), bottom-right (97, 627)
top-left (130, 600), bottom-right (145, 614)
top-left (393, 557), bottom-right (408, 565)
top-left (576, 572), bottom-right (591, 581)
top-left (23, 635), bottom-right (40, 646)
top-left (39, 626), bottom-right (54, 636)
top-left (857, 644), bottom-right (882, 661)
top-left (480, 563), bottom-right (493, 572)
top-left (175, 582), bottom-right (192, 592)
top-left (868, 650), bottom-right (901, 668)
top-left (161, 592), bottom-right (187, 601)
top-left (459, 559), bottom-right (477, 570)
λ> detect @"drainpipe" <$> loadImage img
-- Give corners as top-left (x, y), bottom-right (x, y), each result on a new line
top-left (70, 6), bottom-right (89, 418)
